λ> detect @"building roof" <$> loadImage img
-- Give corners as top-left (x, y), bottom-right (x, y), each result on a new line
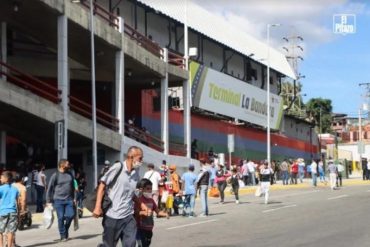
top-left (137, 0), bottom-right (296, 79)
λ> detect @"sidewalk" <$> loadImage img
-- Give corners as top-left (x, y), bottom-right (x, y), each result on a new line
top-left (30, 177), bottom-right (370, 225)
top-left (226, 177), bottom-right (370, 196)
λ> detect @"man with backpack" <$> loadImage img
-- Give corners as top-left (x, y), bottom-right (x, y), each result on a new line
top-left (93, 146), bottom-right (146, 247)
top-left (46, 159), bottom-right (75, 242)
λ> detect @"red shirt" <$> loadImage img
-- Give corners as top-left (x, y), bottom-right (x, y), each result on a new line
top-left (136, 196), bottom-right (158, 231)
top-left (291, 163), bottom-right (299, 173)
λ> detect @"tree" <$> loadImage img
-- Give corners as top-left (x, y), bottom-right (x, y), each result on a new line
top-left (305, 98), bottom-right (333, 133)
top-left (280, 81), bottom-right (305, 117)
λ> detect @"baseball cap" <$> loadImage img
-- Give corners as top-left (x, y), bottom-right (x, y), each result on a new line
top-left (104, 160), bottom-right (110, 165)
top-left (189, 164), bottom-right (195, 169)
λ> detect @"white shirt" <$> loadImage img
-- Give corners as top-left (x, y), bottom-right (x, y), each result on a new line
top-left (36, 171), bottom-right (46, 187)
top-left (337, 164), bottom-right (345, 173)
top-left (247, 161), bottom-right (255, 172)
top-left (143, 170), bottom-right (161, 191)
top-left (311, 161), bottom-right (318, 174)
top-left (367, 162), bottom-right (370, 170)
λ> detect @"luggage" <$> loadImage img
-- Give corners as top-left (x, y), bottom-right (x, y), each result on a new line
top-left (209, 186), bottom-right (220, 198)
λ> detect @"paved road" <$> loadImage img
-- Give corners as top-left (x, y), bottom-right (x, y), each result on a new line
top-left (16, 181), bottom-right (370, 247)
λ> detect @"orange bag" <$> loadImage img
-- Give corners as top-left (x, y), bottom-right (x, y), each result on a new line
top-left (209, 186), bottom-right (220, 198)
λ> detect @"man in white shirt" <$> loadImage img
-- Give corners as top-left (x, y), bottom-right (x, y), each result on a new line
top-left (241, 160), bottom-right (249, 185)
top-left (311, 159), bottom-right (318, 187)
top-left (143, 163), bottom-right (162, 205)
top-left (247, 160), bottom-right (256, 186)
top-left (336, 162), bottom-right (345, 187)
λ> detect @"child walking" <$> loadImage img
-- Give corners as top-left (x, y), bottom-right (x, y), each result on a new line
top-left (0, 171), bottom-right (20, 247)
top-left (136, 178), bottom-right (168, 247)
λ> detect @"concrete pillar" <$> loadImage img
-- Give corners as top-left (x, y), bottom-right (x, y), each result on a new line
top-left (183, 79), bottom-right (191, 158)
top-left (0, 131), bottom-right (6, 164)
top-left (1, 22), bottom-right (7, 80)
top-left (57, 15), bottom-right (69, 161)
top-left (161, 48), bottom-right (169, 155)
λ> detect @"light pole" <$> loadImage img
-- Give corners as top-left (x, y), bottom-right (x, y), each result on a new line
top-left (89, 0), bottom-right (98, 188)
top-left (267, 23), bottom-right (280, 166)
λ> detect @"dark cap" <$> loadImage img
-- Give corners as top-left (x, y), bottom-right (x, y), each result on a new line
top-left (148, 163), bottom-right (155, 169)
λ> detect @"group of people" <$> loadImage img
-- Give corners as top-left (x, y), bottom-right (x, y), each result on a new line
top-left (0, 146), bottom-right (349, 247)
top-left (0, 171), bottom-right (28, 247)
top-left (0, 160), bottom-right (87, 245)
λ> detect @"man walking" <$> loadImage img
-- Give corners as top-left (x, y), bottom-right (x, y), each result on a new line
top-left (311, 159), bottom-right (318, 187)
top-left (143, 163), bottom-right (162, 205)
top-left (181, 164), bottom-right (197, 217)
top-left (197, 161), bottom-right (210, 217)
top-left (246, 160), bottom-right (256, 186)
top-left (46, 159), bottom-right (75, 242)
top-left (327, 161), bottom-right (337, 190)
top-left (93, 146), bottom-right (145, 247)
top-left (280, 159), bottom-right (289, 185)
top-left (0, 171), bottom-right (19, 247)
top-left (169, 165), bottom-right (181, 215)
top-left (298, 159), bottom-right (305, 183)
top-left (336, 162), bottom-right (345, 187)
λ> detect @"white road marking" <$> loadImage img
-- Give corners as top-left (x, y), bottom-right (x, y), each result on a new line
top-left (328, 195), bottom-right (348, 200)
top-left (166, 219), bottom-right (218, 230)
top-left (271, 190), bottom-right (320, 199)
top-left (262, 204), bottom-right (297, 213)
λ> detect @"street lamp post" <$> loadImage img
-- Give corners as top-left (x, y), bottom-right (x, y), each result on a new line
top-left (267, 23), bottom-right (280, 166)
top-left (90, 0), bottom-right (98, 188)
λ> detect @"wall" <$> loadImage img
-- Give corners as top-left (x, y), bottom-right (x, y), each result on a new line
top-left (141, 89), bottom-right (318, 162)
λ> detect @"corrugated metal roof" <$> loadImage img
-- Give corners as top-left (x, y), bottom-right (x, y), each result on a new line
top-left (136, 0), bottom-right (296, 79)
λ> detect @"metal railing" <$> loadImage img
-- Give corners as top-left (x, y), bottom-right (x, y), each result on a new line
top-left (123, 24), bottom-right (164, 59)
top-left (69, 96), bottom-right (119, 131)
top-left (0, 61), bottom-right (61, 103)
top-left (77, 1), bottom-right (186, 69)
top-left (124, 123), bottom-right (164, 152)
top-left (169, 142), bottom-right (187, 156)
top-left (79, 0), bottom-right (120, 29)
top-left (168, 50), bottom-right (186, 69)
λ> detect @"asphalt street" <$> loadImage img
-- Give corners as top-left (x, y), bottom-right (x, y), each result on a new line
top-left (16, 181), bottom-right (370, 247)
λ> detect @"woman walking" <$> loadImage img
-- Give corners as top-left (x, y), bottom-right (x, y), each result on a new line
top-left (230, 168), bottom-right (241, 204)
top-left (215, 164), bottom-right (228, 204)
top-left (36, 164), bottom-right (47, 213)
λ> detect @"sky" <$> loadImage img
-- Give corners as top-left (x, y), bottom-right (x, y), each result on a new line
top-left (192, 0), bottom-right (370, 118)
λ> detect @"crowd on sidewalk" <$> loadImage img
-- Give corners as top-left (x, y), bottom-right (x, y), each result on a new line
top-left (0, 146), bottom-right (353, 247)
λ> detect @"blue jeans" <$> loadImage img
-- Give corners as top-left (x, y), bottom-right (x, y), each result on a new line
top-left (76, 191), bottom-right (84, 209)
top-left (282, 171), bottom-right (289, 185)
top-left (312, 173), bottom-right (317, 186)
top-left (184, 194), bottom-right (195, 216)
top-left (249, 172), bottom-right (256, 185)
top-left (54, 199), bottom-right (75, 239)
top-left (36, 185), bottom-right (45, 212)
top-left (200, 185), bottom-right (209, 215)
top-left (299, 171), bottom-right (305, 183)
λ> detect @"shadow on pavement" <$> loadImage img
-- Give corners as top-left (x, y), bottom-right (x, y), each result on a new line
top-left (72, 233), bottom-right (102, 240)
top-left (23, 240), bottom-right (60, 247)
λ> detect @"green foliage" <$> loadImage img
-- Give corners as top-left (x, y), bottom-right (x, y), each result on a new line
top-left (305, 98), bottom-right (333, 133)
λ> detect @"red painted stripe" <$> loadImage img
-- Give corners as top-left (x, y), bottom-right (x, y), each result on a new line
top-left (141, 90), bottom-right (318, 153)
